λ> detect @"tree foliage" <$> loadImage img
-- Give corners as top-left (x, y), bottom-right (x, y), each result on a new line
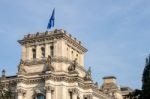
top-left (142, 56), bottom-right (150, 99)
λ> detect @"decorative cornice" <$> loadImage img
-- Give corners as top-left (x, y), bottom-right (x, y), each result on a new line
top-left (18, 29), bottom-right (87, 53)
top-left (1, 74), bottom-right (110, 98)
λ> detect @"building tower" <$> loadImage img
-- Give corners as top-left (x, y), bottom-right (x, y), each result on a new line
top-left (0, 29), bottom-right (124, 99)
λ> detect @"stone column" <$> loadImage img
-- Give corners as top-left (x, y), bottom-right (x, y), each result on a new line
top-left (36, 45), bottom-right (41, 59)
top-left (26, 46), bottom-right (30, 60)
top-left (73, 93), bottom-right (77, 99)
top-left (45, 44), bottom-right (50, 57)
top-left (45, 86), bottom-right (54, 99)
top-left (21, 45), bottom-right (26, 60)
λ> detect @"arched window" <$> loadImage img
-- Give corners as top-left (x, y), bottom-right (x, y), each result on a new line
top-left (37, 94), bottom-right (45, 99)
top-left (32, 48), bottom-right (36, 59)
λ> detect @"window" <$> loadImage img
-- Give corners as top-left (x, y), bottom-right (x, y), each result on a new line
top-left (50, 46), bottom-right (54, 56)
top-left (41, 47), bottom-right (45, 58)
top-left (37, 94), bottom-right (45, 99)
top-left (32, 48), bottom-right (36, 59)
top-left (71, 51), bottom-right (74, 59)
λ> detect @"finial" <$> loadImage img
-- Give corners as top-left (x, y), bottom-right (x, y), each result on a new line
top-left (2, 69), bottom-right (6, 77)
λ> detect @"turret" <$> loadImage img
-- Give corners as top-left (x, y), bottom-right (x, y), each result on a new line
top-left (102, 76), bottom-right (123, 99)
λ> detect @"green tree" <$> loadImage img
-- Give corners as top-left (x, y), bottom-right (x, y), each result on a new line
top-left (142, 56), bottom-right (150, 99)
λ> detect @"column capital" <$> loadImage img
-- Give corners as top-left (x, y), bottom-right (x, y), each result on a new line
top-left (68, 88), bottom-right (79, 95)
top-left (45, 86), bottom-right (54, 92)
top-left (17, 88), bottom-right (26, 96)
top-left (83, 94), bottom-right (93, 99)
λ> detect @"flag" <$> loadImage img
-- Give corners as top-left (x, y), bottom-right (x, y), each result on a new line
top-left (47, 9), bottom-right (55, 29)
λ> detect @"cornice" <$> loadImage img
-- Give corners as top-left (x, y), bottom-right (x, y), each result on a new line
top-left (18, 29), bottom-right (87, 53)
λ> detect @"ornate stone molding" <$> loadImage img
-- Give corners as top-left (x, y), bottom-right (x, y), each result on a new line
top-left (18, 29), bottom-right (87, 53)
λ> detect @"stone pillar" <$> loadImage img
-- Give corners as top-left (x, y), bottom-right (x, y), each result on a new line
top-left (36, 46), bottom-right (41, 59)
top-left (26, 46), bottom-right (30, 60)
top-left (45, 86), bottom-right (54, 99)
top-left (45, 44), bottom-right (50, 57)
top-left (21, 45), bottom-right (26, 61)
top-left (73, 93), bottom-right (77, 99)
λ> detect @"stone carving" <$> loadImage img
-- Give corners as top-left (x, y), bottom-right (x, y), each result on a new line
top-left (68, 58), bottom-right (78, 74)
top-left (18, 59), bottom-right (26, 74)
top-left (45, 55), bottom-right (54, 71)
top-left (17, 88), bottom-right (26, 96)
top-left (84, 67), bottom-right (92, 81)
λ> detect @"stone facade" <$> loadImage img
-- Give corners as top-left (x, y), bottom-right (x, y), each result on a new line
top-left (0, 29), bottom-right (125, 99)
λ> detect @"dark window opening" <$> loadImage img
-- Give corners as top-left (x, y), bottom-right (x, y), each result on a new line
top-left (50, 46), bottom-right (54, 57)
top-left (69, 92), bottom-right (73, 99)
top-left (41, 47), bottom-right (45, 58)
top-left (32, 48), bottom-right (36, 59)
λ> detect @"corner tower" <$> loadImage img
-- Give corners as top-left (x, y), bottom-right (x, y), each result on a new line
top-left (18, 29), bottom-right (87, 74)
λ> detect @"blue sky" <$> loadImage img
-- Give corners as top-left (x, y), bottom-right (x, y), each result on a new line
top-left (0, 0), bottom-right (150, 89)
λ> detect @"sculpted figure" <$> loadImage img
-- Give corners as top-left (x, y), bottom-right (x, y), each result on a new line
top-left (18, 59), bottom-right (26, 74)
top-left (68, 58), bottom-right (78, 74)
top-left (84, 67), bottom-right (92, 81)
top-left (46, 55), bottom-right (54, 71)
